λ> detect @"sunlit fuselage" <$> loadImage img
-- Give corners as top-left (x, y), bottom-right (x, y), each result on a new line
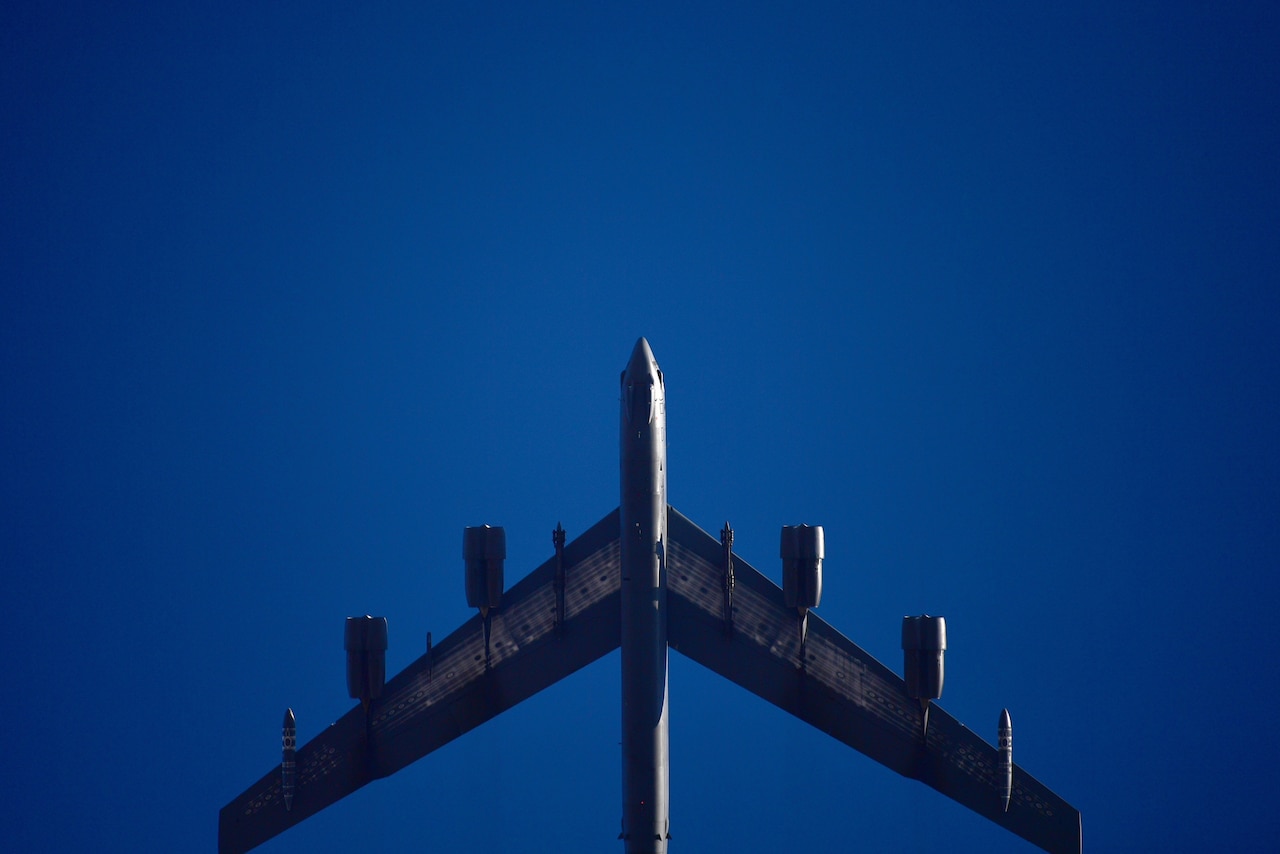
top-left (619, 338), bottom-right (669, 853)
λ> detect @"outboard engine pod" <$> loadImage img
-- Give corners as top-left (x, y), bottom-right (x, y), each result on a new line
top-left (998, 708), bottom-right (1013, 811)
top-left (901, 615), bottom-right (946, 700)
top-left (780, 525), bottom-right (824, 611)
top-left (463, 525), bottom-right (506, 613)
top-left (344, 615), bottom-right (388, 703)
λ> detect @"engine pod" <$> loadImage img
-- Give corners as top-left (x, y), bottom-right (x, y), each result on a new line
top-left (901, 615), bottom-right (946, 701)
top-left (780, 524), bottom-right (824, 611)
top-left (463, 525), bottom-right (506, 612)
top-left (344, 615), bottom-right (388, 703)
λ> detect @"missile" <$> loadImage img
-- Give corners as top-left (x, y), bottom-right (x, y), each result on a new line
top-left (282, 708), bottom-right (297, 811)
top-left (997, 708), bottom-right (1013, 812)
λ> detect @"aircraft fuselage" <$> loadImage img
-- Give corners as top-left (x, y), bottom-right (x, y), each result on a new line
top-left (619, 338), bottom-right (669, 853)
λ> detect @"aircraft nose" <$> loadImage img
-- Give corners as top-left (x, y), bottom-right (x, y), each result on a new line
top-left (627, 337), bottom-right (657, 378)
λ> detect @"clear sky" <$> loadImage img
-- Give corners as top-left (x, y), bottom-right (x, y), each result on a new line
top-left (3, 2), bottom-right (1278, 851)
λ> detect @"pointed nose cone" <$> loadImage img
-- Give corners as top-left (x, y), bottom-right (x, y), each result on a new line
top-left (622, 338), bottom-right (661, 427)
top-left (627, 337), bottom-right (656, 376)
top-left (284, 708), bottom-right (295, 728)
top-left (1000, 708), bottom-right (1011, 730)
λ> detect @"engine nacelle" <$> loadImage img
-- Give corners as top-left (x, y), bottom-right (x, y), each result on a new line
top-left (463, 525), bottom-right (506, 614)
top-left (901, 615), bottom-right (946, 701)
top-left (998, 708), bottom-right (1013, 811)
top-left (780, 524), bottom-right (824, 611)
top-left (344, 615), bottom-right (388, 703)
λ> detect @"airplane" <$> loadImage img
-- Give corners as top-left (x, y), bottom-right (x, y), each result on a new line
top-left (219, 338), bottom-right (1081, 853)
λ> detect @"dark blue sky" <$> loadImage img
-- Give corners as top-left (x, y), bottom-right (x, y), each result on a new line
top-left (3, 3), bottom-right (1278, 851)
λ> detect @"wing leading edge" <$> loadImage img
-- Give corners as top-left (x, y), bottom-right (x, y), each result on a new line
top-left (665, 507), bottom-right (1081, 854)
top-left (218, 509), bottom-right (623, 853)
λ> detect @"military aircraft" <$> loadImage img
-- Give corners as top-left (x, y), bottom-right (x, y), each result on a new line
top-left (219, 338), bottom-right (1081, 853)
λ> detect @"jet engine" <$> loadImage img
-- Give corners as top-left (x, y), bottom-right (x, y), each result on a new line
top-left (998, 708), bottom-right (1013, 811)
top-left (779, 524), bottom-right (823, 612)
top-left (463, 525), bottom-right (506, 616)
top-left (344, 615), bottom-right (388, 704)
top-left (901, 615), bottom-right (946, 701)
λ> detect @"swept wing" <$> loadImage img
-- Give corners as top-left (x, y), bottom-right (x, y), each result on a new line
top-left (665, 507), bottom-right (1081, 854)
top-left (218, 509), bottom-right (622, 853)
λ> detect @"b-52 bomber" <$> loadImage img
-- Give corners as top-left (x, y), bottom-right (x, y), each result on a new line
top-left (219, 338), bottom-right (1081, 853)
